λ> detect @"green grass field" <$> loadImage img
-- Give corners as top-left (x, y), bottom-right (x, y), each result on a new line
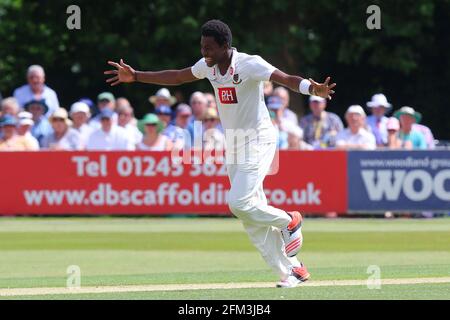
top-left (0, 216), bottom-right (449, 299)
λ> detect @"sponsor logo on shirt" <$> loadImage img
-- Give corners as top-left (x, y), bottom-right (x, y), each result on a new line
top-left (218, 87), bottom-right (238, 104)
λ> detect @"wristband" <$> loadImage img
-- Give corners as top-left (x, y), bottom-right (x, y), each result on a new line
top-left (299, 79), bottom-right (311, 95)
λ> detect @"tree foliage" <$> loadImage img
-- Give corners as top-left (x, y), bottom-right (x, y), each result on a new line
top-left (0, 0), bottom-right (448, 138)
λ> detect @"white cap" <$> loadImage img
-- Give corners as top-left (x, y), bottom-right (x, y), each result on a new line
top-left (366, 93), bottom-right (392, 109)
top-left (70, 102), bottom-right (90, 115)
top-left (17, 111), bottom-right (34, 126)
top-left (387, 117), bottom-right (400, 131)
top-left (309, 95), bottom-right (326, 103)
top-left (346, 105), bottom-right (366, 116)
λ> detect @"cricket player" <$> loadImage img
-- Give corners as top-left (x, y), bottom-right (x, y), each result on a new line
top-left (104, 20), bottom-right (335, 288)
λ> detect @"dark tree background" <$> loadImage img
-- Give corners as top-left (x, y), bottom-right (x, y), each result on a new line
top-left (0, 0), bottom-right (449, 138)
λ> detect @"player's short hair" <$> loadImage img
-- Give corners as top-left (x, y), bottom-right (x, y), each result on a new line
top-left (201, 19), bottom-right (232, 48)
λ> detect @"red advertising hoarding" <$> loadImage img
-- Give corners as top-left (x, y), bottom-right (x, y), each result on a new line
top-left (0, 151), bottom-right (347, 215)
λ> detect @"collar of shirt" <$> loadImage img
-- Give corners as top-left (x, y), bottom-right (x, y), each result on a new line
top-left (213, 47), bottom-right (238, 82)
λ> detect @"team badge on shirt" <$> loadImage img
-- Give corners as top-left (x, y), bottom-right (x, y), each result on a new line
top-left (232, 74), bottom-right (242, 84)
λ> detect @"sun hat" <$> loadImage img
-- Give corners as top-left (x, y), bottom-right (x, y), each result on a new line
top-left (345, 105), bottom-right (366, 116)
top-left (0, 114), bottom-right (18, 127)
top-left (309, 95), bottom-right (326, 103)
top-left (386, 117), bottom-right (400, 131)
top-left (138, 113), bottom-right (163, 133)
top-left (394, 106), bottom-right (422, 123)
top-left (149, 88), bottom-right (177, 106)
top-left (366, 93), bottom-right (392, 109)
top-left (97, 92), bottom-right (115, 102)
top-left (49, 108), bottom-right (72, 126)
top-left (24, 99), bottom-right (49, 115)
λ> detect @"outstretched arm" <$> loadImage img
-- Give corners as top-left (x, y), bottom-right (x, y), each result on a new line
top-left (104, 59), bottom-right (199, 86)
top-left (270, 69), bottom-right (336, 100)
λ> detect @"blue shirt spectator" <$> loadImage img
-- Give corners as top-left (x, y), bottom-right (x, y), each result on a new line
top-left (299, 96), bottom-right (343, 148)
top-left (24, 99), bottom-right (53, 146)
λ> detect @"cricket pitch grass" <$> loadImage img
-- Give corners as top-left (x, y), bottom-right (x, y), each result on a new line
top-left (0, 216), bottom-right (449, 300)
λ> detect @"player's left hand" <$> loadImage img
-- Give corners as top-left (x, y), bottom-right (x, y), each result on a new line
top-left (309, 77), bottom-right (336, 100)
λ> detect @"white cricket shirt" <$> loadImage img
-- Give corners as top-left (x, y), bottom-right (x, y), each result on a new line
top-left (191, 48), bottom-right (278, 150)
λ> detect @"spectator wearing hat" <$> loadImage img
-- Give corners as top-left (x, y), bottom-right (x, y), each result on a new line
top-left (273, 86), bottom-right (299, 126)
top-left (394, 106), bottom-right (427, 149)
top-left (86, 109), bottom-right (134, 151)
top-left (163, 104), bottom-right (192, 150)
top-left (24, 99), bottom-right (53, 146)
top-left (89, 92), bottom-right (118, 129)
top-left (41, 108), bottom-right (83, 151)
top-left (283, 122), bottom-right (313, 151)
top-left (300, 95), bottom-right (344, 149)
top-left (267, 96), bottom-right (288, 149)
top-left (17, 111), bottom-right (39, 150)
top-left (366, 93), bottom-right (392, 147)
top-left (149, 88), bottom-right (177, 108)
top-left (136, 114), bottom-right (173, 151)
top-left (70, 101), bottom-right (93, 148)
top-left (0, 115), bottom-right (36, 151)
top-left (116, 100), bottom-right (143, 146)
top-left (335, 105), bottom-right (376, 150)
top-left (13, 65), bottom-right (60, 117)
top-left (386, 117), bottom-right (402, 149)
top-left (202, 108), bottom-right (225, 151)
top-left (155, 105), bottom-right (173, 130)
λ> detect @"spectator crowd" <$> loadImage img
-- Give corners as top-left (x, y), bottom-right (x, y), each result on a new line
top-left (0, 65), bottom-right (438, 152)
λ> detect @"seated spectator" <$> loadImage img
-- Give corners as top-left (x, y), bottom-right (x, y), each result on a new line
top-left (267, 96), bottom-right (288, 149)
top-left (413, 123), bottom-right (435, 149)
top-left (202, 108), bottom-right (225, 150)
top-left (188, 92), bottom-right (208, 144)
top-left (17, 112), bottom-right (39, 150)
top-left (284, 122), bottom-right (313, 150)
top-left (149, 88), bottom-right (177, 109)
top-left (89, 92), bottom-right (117, 129)
top-left (116, 101), bottom-right (143, 146)
top-left (24, 99), bottom-right (53, 146)
top-left (86, 109), bottom-right (134, 151)
top-left (1, 97), bottom-right (20, 117)
top-left (155, 105), bottom-right (173, 131)
top-left (335, 105), bottom-right (376, 150)
top-left (70, 102), bottom-right (93, 148)
top-left (137, 114), bottom-right (173, 151)
top-left (366, 93), bottom-right (392, 147)
top-left (163, 104), bottom-right (192, 150)
top-left (386, 117), bottom-right (402, 149)
top-left (13, 65), bottom-right (59, 117)
top-left (273, 86), bottom-right (299, 126)
top-left (300, 95), bottom-right (344, 149)
top-left (41, 108), bottom-right (83, 151)
top-left (0, 115), bottom-right (37, 151)
top-left (394, 106), bottom-right (427, 149)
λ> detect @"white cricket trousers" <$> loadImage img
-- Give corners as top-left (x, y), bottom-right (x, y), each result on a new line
top-left (226, 141), bottom-right (301, 280)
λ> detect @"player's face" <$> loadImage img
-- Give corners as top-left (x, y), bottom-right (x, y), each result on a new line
top-left (200, 36), bottom-right (227, 67)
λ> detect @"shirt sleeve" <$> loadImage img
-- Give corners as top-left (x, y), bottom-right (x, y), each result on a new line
top-left (191, 58), bottom-right (208, 79)
top-left (247, 55), bottom-right (277, 81)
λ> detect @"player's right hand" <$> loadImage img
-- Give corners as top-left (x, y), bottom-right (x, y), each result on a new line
top-left (104, 59), bottom-right (136, 86)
